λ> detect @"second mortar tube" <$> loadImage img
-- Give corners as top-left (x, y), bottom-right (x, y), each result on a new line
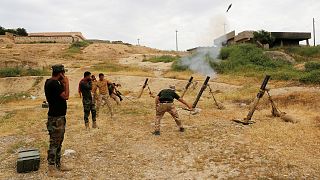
top-left (192, 76), bottom-right (210, 108)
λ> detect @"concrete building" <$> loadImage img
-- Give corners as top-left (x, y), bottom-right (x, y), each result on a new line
top-left (214, 30), bottom-right (311, 47)
top-left (14, 32), bottom-right (86, 44)
top-left (271, 32), bottom-right (311, 47)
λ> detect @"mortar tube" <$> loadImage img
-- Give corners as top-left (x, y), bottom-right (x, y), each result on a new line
top-left (192, 76), bottom-right (210, 108)
top-left (181, 76), bottom-right (194, 98)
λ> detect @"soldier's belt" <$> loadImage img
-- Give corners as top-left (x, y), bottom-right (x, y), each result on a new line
top-left (160, 101), bottom-right (173, 103)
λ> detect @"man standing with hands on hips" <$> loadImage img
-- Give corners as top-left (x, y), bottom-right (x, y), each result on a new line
top-left (44, 64), bottom-right (71, 177)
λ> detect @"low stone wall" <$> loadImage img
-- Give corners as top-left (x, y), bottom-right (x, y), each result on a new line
top-left (14, 36), bottom-right (81, 44)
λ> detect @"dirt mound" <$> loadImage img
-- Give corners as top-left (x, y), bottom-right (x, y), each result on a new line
top-left (264, 51), bottom-right (296, 64)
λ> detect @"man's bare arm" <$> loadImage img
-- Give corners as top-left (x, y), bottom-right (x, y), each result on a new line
top-left (155, 96), bottom-right (160, 105)
top-left (178, 98), bottom-right (192, 110)
top-left (60, 76), bottom-right (69, 100)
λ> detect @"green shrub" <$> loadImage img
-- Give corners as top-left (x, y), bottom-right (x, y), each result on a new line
top-left (171, 59), bottom-right (188, 71)
top-left (305, 61), bottom-right (320, 72)
top-left (0, 68), bottom-right (22, 77)
top-left (214, 44), bottom-right (310, 81)
top-left (70, 41), bottom-right (90, 48)
top-left (0, 67), bottom-right (49, 77)
top-left (0, 92), bottom-right (30, 104)
top-left (299, 70), bottom-right (320, 84)
top-left (66, 41), bottom-right (91, 54)
top-left (284, 46), bottom-right (320, 58)
top-left (143, 55), bottom-right (180, 63)
top-left (253, 30), bottom-right (275, 45)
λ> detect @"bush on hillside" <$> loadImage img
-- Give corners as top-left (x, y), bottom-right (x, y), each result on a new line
top-left (253, 30), bottom-right (275, 45)
top-left (143, 55), bottom-right (180, 63)
top-left (0, 26), bottom-right (28, 36)
top-left (305, 61), bottom-right (320, 72)
top-left (171, 59), bottom-right (188, 71)
top-left (299, 70), bottom-right (320, 84)
top-left (283, 46), bottom-right (320, 58)
top-left (0, 67), bottom-right (49, 77)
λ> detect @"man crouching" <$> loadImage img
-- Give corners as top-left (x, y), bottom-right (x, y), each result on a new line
top-left (153, 85), bottom-right (193, 135)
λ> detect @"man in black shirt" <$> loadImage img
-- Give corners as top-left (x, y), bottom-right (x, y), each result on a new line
top-left (44, 64), bottom-right (70, 177)
top-left (153, 85), bottom-right (193, 135)
top-left (79, 71), bottom-right (97, 129)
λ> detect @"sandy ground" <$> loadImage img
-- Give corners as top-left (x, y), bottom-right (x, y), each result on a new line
top-left (0, 43), bottom-right (319, 179)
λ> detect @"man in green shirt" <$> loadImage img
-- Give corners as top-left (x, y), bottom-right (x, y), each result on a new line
top-left (153, 85), bottom-right (193, 135)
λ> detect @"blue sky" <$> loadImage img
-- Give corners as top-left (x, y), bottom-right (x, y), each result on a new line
top-left (1, 0), bottom-right (319, 50)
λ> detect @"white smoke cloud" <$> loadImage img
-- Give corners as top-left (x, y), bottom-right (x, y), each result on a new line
top-left (180, 36), bottom-right (225, 77)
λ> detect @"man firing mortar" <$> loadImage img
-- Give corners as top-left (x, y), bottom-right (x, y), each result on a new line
top-left (153, 85), bottom-right (193, 135)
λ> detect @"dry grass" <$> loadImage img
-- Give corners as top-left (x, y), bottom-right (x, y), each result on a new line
top-left (0, 43), bottom-right (319, 179)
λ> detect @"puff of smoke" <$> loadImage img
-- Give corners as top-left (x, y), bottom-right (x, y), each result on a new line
top-left (180, 36), bottom-right (226, 77)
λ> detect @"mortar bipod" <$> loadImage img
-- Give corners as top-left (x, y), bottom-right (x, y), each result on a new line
top-left (147, 85), bottom-right (155, 98)
top-left (233, 75), bottom-right (271, 125)
top-left (266, 90), bottom-right (283, 117)
top-left (207, 84), bottom-right (225, 110)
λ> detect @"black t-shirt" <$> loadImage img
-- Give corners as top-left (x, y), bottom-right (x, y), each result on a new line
top-left (158, 89), bottom-right (180, 102)
top-left (80, 80), bottom-right (92, 101)
top-left (45, 79), bottom-right (67, 117)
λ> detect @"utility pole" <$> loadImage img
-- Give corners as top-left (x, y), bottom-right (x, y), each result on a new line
top-left (223, 23), bottom-right (227, 34)
top-left (137, 38), bottom-right (140, 46)
top-left (175, 30), bottom-right (178, 51)
top-left (313, 18), bottom-right (316, 46)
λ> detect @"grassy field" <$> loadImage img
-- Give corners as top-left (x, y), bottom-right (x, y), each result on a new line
top-left (142, 55), bottom-right (180, 63)
top-left (0, 43), bottom-right (319, 179)
top-left (170, 44), bottom-right (320, 84)
top-left (0, 67), bottom-right (50, 78)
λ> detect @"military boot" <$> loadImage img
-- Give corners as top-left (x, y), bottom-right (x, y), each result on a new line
top-left (56, 163), bottom-right (72, 171)
top-left (92, 121), bottom-right (97, 128)
top-left (152, 131), bottom-right (160, 136)
top-left (47, 165), bottom-right (63, 177)
top-left (85, 122), bottom-right (89, 130)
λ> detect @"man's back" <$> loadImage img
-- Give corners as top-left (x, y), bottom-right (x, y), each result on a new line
top-left (45, 79), bottom-right (67, 117)
top-left (158, 89), bottom-right (180, 102)
top-left (80, 80), bottom-right (92, 101)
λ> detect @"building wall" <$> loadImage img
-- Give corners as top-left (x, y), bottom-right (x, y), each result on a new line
top-left (234, 31), bottom-right (254, 43)
top-left (274, 39), bottom-right (300, 47)
top-left (14, 36), bottom-right (81, 43)
top-left (29, 32), bottom-right (86, 40)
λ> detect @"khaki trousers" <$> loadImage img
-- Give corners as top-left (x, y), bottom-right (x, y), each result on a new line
top-left (96, 94), bottom-right (113, 118)
top-left (155, 103), bottom-right (182, 131)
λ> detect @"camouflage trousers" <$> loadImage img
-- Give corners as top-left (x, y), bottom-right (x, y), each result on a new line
top-left (110, 93), bottom-right (121, 105)
top-left (155, 103), bottom-right (183, 132)
top-left (83, 99), bottom-right (96, 123)
top-left (96, 94), bottom-right (113, 118)
top-left (47, 116), bottom-right (66, 166)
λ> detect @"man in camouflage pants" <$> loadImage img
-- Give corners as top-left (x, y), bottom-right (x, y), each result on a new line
top-left (44, 64), bottom-right (71, 177)
top-left (92, 73), bottom-right (114, 119)
top-left (79, 71), bottom-right (97, 129)
top-left (153, 85), bottom-right (193, 135)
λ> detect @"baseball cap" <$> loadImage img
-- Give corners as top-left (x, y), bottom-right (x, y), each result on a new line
top-left (169, 85), bottom-right (176, 90)
top-left (52, 64), bottom-right (65, 73)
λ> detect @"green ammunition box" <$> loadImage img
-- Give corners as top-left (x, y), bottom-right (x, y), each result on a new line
top-left (17, 149), bottom-right (40, 173)
top-left (42, 101), bottom-right (49, 108)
